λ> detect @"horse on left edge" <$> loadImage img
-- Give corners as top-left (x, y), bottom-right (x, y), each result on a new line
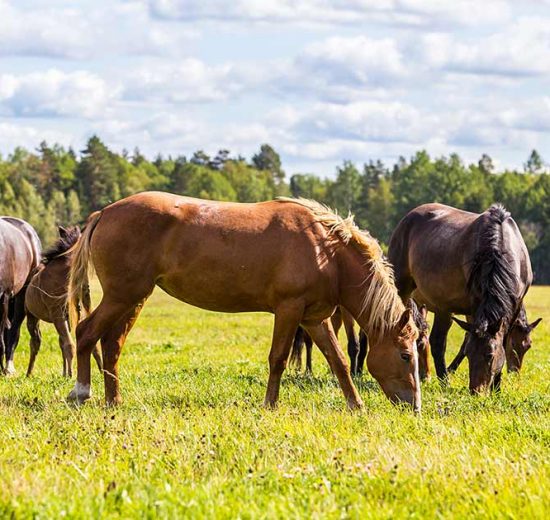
top-left (0, 216), bottom-right (41, 374)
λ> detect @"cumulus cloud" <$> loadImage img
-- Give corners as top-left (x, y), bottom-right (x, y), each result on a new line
top-left (423, 17), bottom-right (550, 77)
top-left (0, 69), bottom-right (118, 118)
top-left (123, 59), bottom-right (258, 104)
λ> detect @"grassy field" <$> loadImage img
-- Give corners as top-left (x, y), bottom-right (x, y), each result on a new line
top-left (0, 283), bottom-right (548, 519)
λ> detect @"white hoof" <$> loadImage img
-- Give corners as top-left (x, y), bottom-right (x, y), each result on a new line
top-left (67, 382), bottom-right (92, 404)
top-left (4, 360), bottom-right (16, 376)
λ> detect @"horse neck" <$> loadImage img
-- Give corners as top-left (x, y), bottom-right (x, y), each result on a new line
top-left (336, 246), bottom-right (385, 339)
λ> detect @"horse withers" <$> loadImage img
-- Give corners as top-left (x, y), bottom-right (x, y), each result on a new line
top-left (389, 203), bottom-right (531, 394)
top-left (66, 193), bottom-right (421, 411)
top-left (0, 217), bottom-right (41, 374)
top-left (25, 226), bottom-right (102, 378)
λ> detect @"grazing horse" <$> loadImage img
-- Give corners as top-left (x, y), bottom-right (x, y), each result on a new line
top-left (448, 304), bottom-right (541, 374)
top-left (358, 300), bottom-right (431, 379)
top-left (66, 193), bottom-right (420, 410)
top-left (292, 300), bottom-right (431, 380)
top-left (290, 307), bottom-right (359, 374)
top-left (0, 217), bottom-right (41, 374)
top-left (388, 203), bottom-right (531, 393)
top-left (25, 226), bottom-right (102, 378)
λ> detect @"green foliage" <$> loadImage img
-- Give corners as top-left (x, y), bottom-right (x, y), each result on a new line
top-left (1, 139), bottom-right (550, 281)
top-left (0, 283), bottom-right (548, 517)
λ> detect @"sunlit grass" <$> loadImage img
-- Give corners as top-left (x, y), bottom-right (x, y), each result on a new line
top-left (0, 284), bottom-right (548, 518)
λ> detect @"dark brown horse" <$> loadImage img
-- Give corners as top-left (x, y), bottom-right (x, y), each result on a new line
top-left (388, 203), bottom-right (531, 393)
top-left (25, 226), bottom-right (102, 377)
top-left (0, 217), bottom-right (41, 374)
top-left (292, 300), bottom-right (431, 379)
top-left (448, 304), bottom-right (541, 374)
top-left (66, 193), bottom-right (420, 410)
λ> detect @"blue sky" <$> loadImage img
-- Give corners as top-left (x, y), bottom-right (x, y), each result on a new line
top-left (1, 0), bottom-right (549, 176)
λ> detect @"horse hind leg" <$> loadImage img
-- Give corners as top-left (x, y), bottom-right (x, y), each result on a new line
top-left (53, 319), bottom-right (75, 378)
top-left (26, 314), bottom-right (41, 377)
top-left (100, 301), bottom-right (147, 406)
top-left (67, 297), bottom-right (142, 404)
top-left (264, 301), bottom-right (304, 408)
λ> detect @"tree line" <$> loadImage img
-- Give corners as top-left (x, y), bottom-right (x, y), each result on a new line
top-left (1, 136), bottom-right (549, 282)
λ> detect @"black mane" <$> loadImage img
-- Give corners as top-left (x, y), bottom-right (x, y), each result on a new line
top-left (42, 227), bottom-right (80, 264)
top-left (467, 204), bottom-right (518, 335)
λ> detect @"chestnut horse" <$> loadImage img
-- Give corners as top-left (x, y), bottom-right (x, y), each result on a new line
top-left (0, 217), bottom-right (41, 374)
top-left (66, 193), bottom-right (420, 410)
top-left (448, 304), bottom-right (541, 374)
top-left (388, 203), bottom-right (531, 393)
top-left (25, 226), bottom-right (102, 377)
top-left (292, 300), bottom-right (431, 379)
top-left (359, 301), bottom-right (431, 379)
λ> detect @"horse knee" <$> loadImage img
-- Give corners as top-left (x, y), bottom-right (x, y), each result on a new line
top-left (269, 353), bottom-right (288, 374)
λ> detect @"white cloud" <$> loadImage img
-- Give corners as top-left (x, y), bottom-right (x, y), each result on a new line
top-left (0, 69), bottom-right (118, 118)
top-left (423, 17), bottom-right (550, 77)
top-left (287, 100), bottom-right (440, 144)
top-left (0, 122), bottom-right (74, 152)
top-left (123, 59), bottom-right (254, 104)
top-left (0, 0), bottom-right (195, 60)
top-left (149, 0), bottom-right (512, 27)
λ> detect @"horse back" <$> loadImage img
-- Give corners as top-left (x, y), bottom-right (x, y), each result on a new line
top-left (0, 218), bottom-right (40, 294)
top-left (88, 192), bottom-right (339, 313)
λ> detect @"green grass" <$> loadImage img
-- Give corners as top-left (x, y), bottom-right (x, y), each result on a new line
top-left (0, 285), bottom-right (549, 519)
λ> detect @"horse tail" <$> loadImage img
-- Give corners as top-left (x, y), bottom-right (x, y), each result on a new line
top-left (68, 211), bottom-right (102, 330)
top-left (289, 326), bottom-right (305, 370)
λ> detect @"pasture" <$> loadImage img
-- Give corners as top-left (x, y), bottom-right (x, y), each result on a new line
top-left (0, 283), bottom-right (549, 519)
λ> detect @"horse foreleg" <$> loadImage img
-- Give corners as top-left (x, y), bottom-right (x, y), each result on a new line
top-left (430, 313), bottom-right (452, 381)
top-left (26, 314), bottom-right (41, 377)
top-left (357, 330), bottom-right (368, 375)
top-left (341, 308), bottom-right (359, 376)
top-left (264, 301), bottom-right (304, 408)
top-left (4, 292), bottom-right (26, 375)
top-left (304, 319), bottom-right (363, 410)
top-left (448, 334), bottom-right (468, 373)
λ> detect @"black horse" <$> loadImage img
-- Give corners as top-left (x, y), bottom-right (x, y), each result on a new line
top-left (0, 217), bottom-right (41, 374)
top-left (388, 203), bottom-right (531, 393)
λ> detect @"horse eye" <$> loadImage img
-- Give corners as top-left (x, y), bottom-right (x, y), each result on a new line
top-left (400, 353), bottom-right (412, 362)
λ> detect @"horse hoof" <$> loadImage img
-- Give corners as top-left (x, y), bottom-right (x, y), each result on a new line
top-left (4, 361), bottom-right (16, 376)
top-left (347, 398), bottom-right (364, 411)
top-left (67, 382), bottom-right (92, 404)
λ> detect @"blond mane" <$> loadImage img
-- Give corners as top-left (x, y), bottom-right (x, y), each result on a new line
top-left (277, 197), bottom-right (405, 337)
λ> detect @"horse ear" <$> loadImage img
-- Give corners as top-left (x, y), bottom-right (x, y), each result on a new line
top-left (397, 308), bottom-right (412, 330)
top-left (529, 318), bottom-right (542, 331)
top-left (58, 225), bottom-right (68, 237)
top-left (452, 317), bottom-right (472, 333)
top-left (419, 305), bottom-right (428, 319)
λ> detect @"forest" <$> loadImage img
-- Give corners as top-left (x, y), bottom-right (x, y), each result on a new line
top-left (1, 136), bottom-right (549, 282)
